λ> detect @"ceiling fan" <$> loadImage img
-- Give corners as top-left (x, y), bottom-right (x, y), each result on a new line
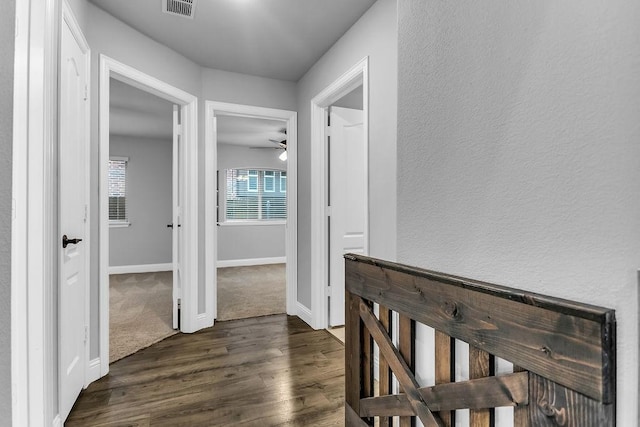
top-left (250, 128), bottom-right (288, 161)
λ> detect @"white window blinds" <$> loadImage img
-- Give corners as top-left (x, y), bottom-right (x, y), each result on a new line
top-left (108, 158), bottom-right (128, 222)
top-left (225, 168), bottom-right (287, 221)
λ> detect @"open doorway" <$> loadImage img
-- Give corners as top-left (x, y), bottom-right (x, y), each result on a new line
top-left (216, 115), bottom-right (288, 320)
top-left (310, 57), bottom-right (369, 330)
top-left (98, 56), bottom-right (202, 378)
top-left (205, 101), bottom-right (298, 324)
top-left (106, 79), bottom-right (177, 363)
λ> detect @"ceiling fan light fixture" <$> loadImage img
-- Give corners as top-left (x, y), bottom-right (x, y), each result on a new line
top-left (279, 150), bottom-right (288, 162)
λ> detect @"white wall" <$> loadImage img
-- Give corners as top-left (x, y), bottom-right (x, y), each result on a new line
top-left (217, 144), bottom-right (286, 263)
top-left (396, 0), bottom-right (640, 425)
top-left (295, 0), bottom-right (397, 308)
top-left (0, 0), bottom-right (15, 419)
top-left (109, 136), bottom-right (173, 267)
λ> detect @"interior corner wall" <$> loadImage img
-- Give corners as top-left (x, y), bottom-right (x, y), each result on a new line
top-left (295, 0), bottom-right (398, 309)
top-left (0, 0), bottom-right (15, 419)
top-left (109, 136), bottom-right (173, 267)
top-left (396, 0), bottom-right (640, 424)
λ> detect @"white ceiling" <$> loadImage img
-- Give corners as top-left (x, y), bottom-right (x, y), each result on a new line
top-left (110, 79), bottom-right (286, 147)
top-left (89, 0), bottom-right (377, 81)
top-left (217, 115), bottom-right (286, 148)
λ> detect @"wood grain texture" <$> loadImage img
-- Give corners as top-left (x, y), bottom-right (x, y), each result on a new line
top-left (359, 372), bottom-right (528, 417)
top-left (346, 292), bottom-right (364, 419)
top-left (527, 373), bottom-right (615, 427)
top-left (378, 305), bottom-right (394, 427)
top-left (399, 313), bottom-right (416, 427)
top-left (469, 346), bottom-right (494, 426)
top-left (67, 315), bottom-right (345, 426)
top-left (359, 302), bottom-right (443, 427)
top-left (344, 255), bottom-right (616, 403)
top-left (434, 330), bottom-right (455, 427)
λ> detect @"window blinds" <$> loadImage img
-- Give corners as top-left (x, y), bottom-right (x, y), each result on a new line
top-left (225, 168), bottom-right (287, 221)
top-left (108, 159), bottom-right (128, 222)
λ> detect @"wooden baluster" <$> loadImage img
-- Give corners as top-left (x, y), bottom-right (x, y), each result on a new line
top-left (435, 331), bottom-right (455, 427)
top-left (362, 300), bottom-right (374, 425)
top-left (345, 291), bottom-right (364, 425)
top-left (399, 314), bottom-right (416, 427)
top-left (378, 305), bottom-right (393, 427)
top-left (470, 346), bottom-right (495, 427)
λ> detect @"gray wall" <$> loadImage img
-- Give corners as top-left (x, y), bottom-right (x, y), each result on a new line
top-left (72, 0), bottom-right (298, 357)
top-left (397, 0), bottom-right (640, 424)
top-left (217, 144), bottom-right (286, 262)
top-left (0, 0), bottom-right (15, 419)
top-left (109, 136), bottom-right (173, 267)
top-left (295, 0), bottom-right (398, 308)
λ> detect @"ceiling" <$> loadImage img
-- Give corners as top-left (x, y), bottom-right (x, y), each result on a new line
top-left (89, 0), bottom-right (377, 82)
top-left (110, 79), bottom-right (286, 148)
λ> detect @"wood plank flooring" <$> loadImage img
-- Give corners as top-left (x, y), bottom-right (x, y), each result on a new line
top-left (67, 315), bottom-right (345, 426)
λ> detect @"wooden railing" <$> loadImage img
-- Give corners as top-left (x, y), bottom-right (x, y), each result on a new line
top-left (344, 254), bottom-right (616, 426)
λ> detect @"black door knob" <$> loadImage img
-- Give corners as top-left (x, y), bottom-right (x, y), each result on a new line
top-left (62, 234), bottom-right (83, 249)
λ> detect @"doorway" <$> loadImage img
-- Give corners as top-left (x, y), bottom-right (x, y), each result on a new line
top-left (310, 57), bottom-right (370, 329)
top-left (106, 78), bottom-right (177, 363)
top-left (205, 101), bottom-right (298, 322)
top-left (98, 56), bottom-right (202, 378)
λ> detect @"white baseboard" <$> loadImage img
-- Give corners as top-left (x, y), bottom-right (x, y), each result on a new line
top-left (217, 256), bottom-right (286, 268)
top-left (196, 313), bottom-right (214, 330)
top-left (86, 357), bottom-right (102, 386)
top-left (296, 302), bottom-right (313, 328)
top-left (52, 415), bottom-right (62, 427)
top-left (109, 263), bottom-right (172, 275)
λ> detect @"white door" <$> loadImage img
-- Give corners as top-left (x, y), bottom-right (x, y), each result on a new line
top-left (172, 106), bottom-right (182, 329)
top-left (328, 106), bottom-right (366, 326)
top-left (59, 18), bottom-right (89, 421)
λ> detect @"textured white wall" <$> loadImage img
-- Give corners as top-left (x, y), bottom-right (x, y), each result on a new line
top-left (397, 0), bottom-right (640, 424)
top-left (295, 0), bottom-right (397, 308)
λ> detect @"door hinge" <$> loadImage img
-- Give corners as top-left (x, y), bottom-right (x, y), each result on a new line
top-left (175, 124), bottom-right (183, 135)
top-left (84, 326), bottom-right (88, 344)
top-left (326, 206), bottom-right (332, 217)
top-left (84, 84), bottom-right (88, 101)
top-left (84, 204), bottom-right (88, 223)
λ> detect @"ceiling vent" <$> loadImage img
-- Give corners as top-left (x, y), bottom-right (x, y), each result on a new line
top-left (163, 0), bottom-right (197, 19)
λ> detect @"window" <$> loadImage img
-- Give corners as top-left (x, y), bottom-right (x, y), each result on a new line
top-left (247, 170), bottom-right (258, 192)
top-left (108, 157), bottom-right (129, 224)
top-left (225, 168), bottom-right (286, 221)
top-left (280, 171), bottom-right (287, 193)
top-left (264, 170), bottom-right (275, 192)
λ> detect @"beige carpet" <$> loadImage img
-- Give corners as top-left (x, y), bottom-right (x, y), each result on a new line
top-left (109, 271), bottom-right (177, 363)
top-left (217, 264), bottom-right (286, 321)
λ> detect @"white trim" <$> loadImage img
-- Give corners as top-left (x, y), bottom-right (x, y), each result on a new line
top-left (310, 57), bottom-right (370, 329)
top-left (196, 313), bottom-right (212, 330)
top-left (296, 302), bottom-right (314, 328)
top-left (52, 415), bottom-right (62, 427)
top-left (205, 101), bottom-right (298, 319)
top-left (12, 0), bottom-right (60, 424)
top-left (99, 55), bottom-right (200, 379)
top-left (217, 257), bottom-right (287, 268)
top-left (108, 263), bottom-right (173, 275)
top-left (86, 358), bottom-right (101, 386)
top-left (218, 220), bottom-right (286, 227)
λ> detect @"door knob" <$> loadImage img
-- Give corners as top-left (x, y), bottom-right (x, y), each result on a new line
top-left (167, 224), bottom-right (181, 228)
top-left (62, 234), bottom-right (82, 249)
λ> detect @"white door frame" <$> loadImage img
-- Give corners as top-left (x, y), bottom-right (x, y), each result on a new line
top-left (310, 57), bottom-right (369, 329)
top-left (12, 0), bottom-right (64, 424)
top-left (98, 55), bottom-right (200, 377)
top-left (205, 101), bottom-right (298, 320)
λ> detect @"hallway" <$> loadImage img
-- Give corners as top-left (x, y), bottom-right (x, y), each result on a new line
top-left (66, 315), bottom-right (345, 426)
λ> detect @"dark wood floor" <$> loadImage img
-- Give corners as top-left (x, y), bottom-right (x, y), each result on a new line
top-left (67, 315), bottom-right (345, 426)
